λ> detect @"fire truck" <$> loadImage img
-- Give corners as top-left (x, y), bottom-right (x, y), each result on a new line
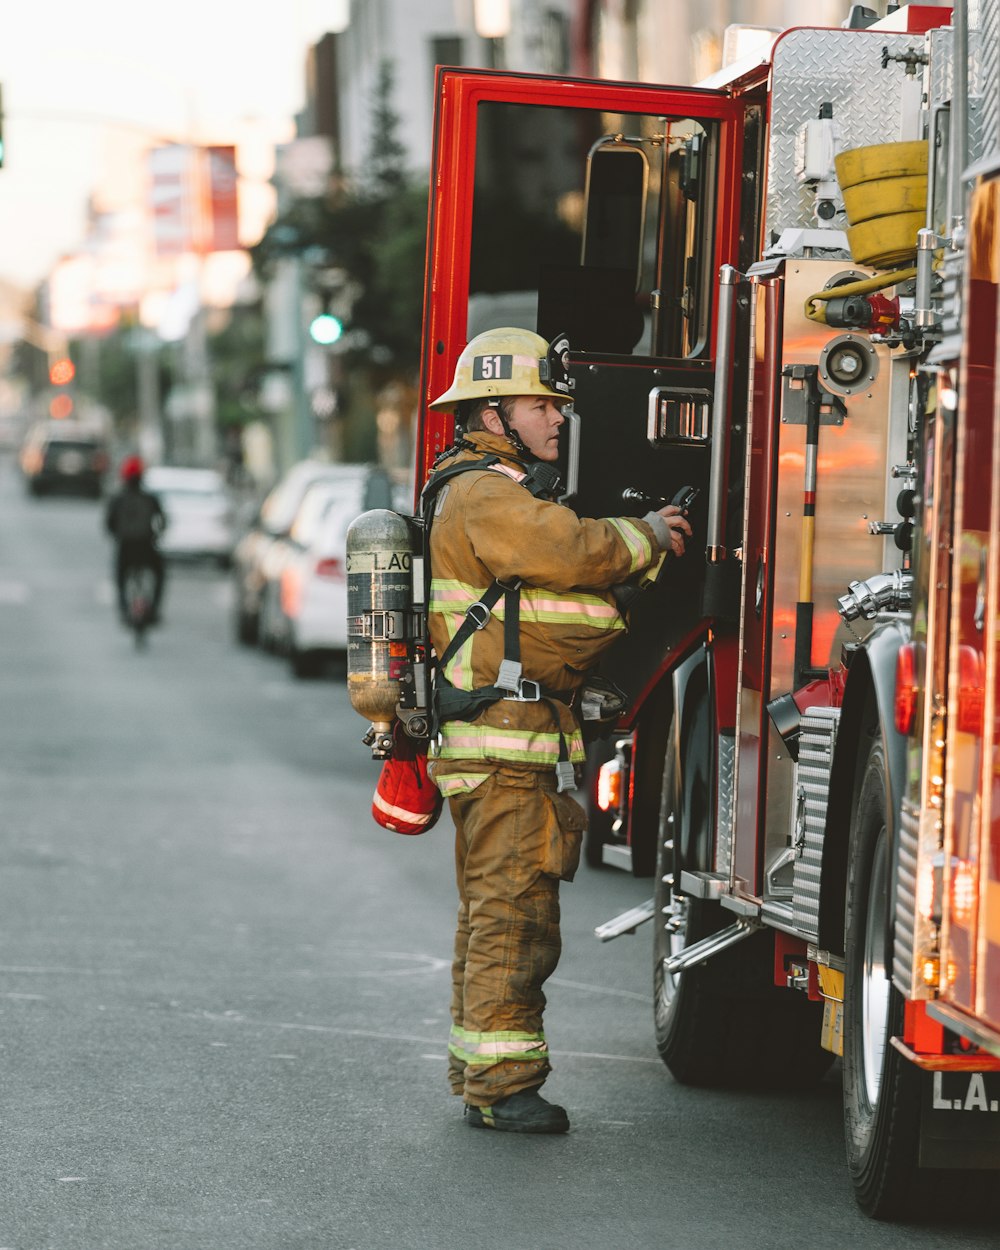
top-left (405, 0), bottom-right (1000, 1217)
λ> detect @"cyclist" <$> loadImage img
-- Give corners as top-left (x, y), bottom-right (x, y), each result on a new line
top-left (105, 455), bottom-right (166, 624)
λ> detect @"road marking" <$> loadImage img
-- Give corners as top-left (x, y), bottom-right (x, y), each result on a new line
top-left (551, 1048), bottom-right (660, 1064)
top-left (549, 976), bottom-right (652, 1003)
top-left (190, 1010), bottom-right (659, 1064)
top-left (1, 992), bottom-right (46, 1001)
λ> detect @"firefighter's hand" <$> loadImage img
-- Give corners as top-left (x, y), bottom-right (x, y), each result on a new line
top-left (655, 504), bottom-right (692, 557)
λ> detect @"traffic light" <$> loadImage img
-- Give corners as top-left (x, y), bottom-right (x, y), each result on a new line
top-left (49, 357), bottom-right (75, 386)
top-left (309, 313), bottom-right (343, 345)
top-left (48, 354), bottom-right (75, 418)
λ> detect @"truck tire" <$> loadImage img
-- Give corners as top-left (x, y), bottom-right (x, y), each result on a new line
top-left (654, 714), bottom-right (832, 1089)
top-left (842, 738), bottom-right (995, 1219)
top-left (843, 736), bottom-right (923, 1217)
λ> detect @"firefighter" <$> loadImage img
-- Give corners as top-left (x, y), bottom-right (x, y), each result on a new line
top-left (426, 327), bottom-right (690, 1133)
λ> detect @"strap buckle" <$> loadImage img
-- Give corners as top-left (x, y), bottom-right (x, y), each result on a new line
top-left (497, 660), bottom-right (541, 702)
top-left (554, 760), bottom-right (576, 793)
top-left (466, 601), bottom-right (491, 630)
top-left (495, 658), bottom-right (522, 694)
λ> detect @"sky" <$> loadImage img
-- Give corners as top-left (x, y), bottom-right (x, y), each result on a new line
top-left (0, 1), bottom-right (350, 293)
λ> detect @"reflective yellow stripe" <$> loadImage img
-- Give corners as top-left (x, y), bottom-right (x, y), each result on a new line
top-left (438, 722), bottom-right (585, 764)
top-left (607, 516), bottom-right (653, 573)
top-left (449, 1025), bottom-right (549, 1064)
top-left (521, 588), bottom-right (623, 631)
top-left (432, 771), bottom-right (491, 797)
top-left (442, 634), bottom-right (474, 690)
top-left (432, 580), bottom-right (622, 631)
top-left (429, 578), bottom-right (481, 611)
top-left (372, 791), bottom-right (436, 827)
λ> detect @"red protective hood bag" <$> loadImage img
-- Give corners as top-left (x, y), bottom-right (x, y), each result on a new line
top-left (372, 724), bottom-right (443, 835)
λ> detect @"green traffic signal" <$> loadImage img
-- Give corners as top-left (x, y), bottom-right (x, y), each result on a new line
top-left (309, 313), bottom-right (343, 345)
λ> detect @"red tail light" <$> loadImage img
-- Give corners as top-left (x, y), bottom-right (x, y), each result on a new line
top-left (596, 759), bottom-right (622, 812)
top-left (280, 569), bottom-right (300, 618)
top-left (895, 641), bottom-right (918, 735)
top-left (956, 644), bottom-right (985, 735)
top-left (315, 557), bottom-right (344, 580)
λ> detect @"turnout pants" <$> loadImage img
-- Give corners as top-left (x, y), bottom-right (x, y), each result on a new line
top-left (441, 763), bottom-right (585, 1106)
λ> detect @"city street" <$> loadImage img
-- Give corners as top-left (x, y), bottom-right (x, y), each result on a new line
top-left (0, 453), bottom-right (994, 1250)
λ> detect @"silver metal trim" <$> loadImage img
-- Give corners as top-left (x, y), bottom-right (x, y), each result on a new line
top-left (663, 919), bottom-right (760, 975)
top-left (678, 870), bottom-right (728, 900)
top-left (646, 387), bottom-right (712, 445)
top-left (594, 898), bottom-right (655, 942)
top-left (707, 265), bottom-right (741, 556)
top-left (601, 843), bottom-right (633, 871)
top-left (559, 408), bottom-right (581, 501)
top-left (720, 893), bottom-right (762, 919)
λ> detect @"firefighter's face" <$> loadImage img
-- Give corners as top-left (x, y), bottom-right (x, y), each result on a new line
top-left (504, 394), bottom-right (566, 462)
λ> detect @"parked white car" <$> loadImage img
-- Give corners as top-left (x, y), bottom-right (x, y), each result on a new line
top-left (233, 461), bottom-right (380, 646)
top-left (280, 473), bottom-right (403, 677)
top-left (144, 467), bottom-right (234, 564)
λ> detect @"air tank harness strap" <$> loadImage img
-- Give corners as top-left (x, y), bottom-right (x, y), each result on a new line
top-left (434, 576), bottom-right (576, 793)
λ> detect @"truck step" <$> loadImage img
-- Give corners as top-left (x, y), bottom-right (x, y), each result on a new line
top-left (594, 898), bottom-right (656, 942)
top-left (662, 919), bottom-right (761, 975)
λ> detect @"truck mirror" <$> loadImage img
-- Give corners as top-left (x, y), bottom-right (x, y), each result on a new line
top-left (582, 144), bottom-right (648, 291)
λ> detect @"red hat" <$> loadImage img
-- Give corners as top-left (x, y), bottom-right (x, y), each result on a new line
top-left (120, 455), bottom-right (144, 481)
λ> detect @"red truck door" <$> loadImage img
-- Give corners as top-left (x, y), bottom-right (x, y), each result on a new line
top-left (416, 67), bottom-right (747, 483)
top-left (414, 69), bottom-right (749, 708)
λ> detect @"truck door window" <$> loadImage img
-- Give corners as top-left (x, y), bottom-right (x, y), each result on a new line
top-left (467, 100), bottom-right (715, 361)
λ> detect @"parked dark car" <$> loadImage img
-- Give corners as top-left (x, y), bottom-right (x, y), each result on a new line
top-left (20, 422), bottom-right (109, 498)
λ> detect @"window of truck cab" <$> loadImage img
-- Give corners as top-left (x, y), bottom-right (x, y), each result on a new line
top-left (467, 99), bottom-right (718, 361)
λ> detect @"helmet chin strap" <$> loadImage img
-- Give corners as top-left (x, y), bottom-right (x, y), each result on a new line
top-left (487, 399), bottom-right (531, 459)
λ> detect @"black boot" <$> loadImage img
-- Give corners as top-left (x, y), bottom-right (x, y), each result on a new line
top-left (465, 1088), bottom-right (569, 1134)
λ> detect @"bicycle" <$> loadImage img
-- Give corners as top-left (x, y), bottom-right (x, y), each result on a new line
top-left (122, 561), bottom-right (157, 649)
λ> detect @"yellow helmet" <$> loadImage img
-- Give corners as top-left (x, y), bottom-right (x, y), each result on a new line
top-left (429, 327), bottom-right (573, 411)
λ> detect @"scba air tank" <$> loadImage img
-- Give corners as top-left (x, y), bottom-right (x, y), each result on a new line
top-left (346, 509), bottom-right (418, 753)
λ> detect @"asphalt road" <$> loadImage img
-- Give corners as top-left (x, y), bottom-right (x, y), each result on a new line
top-left (0, 455), bottom-right (994, 1250)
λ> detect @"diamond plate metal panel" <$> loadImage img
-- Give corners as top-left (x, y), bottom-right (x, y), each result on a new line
top-left (790, 707), bottom-right (840, 941)
top-left (979, 0), bottom-right (1000, 158)
top-left (893, 797), bottom-right (920, 999)
top-left (929, 24), bottom-right (985, 183)
top-left (715, 729), bottom-right (736, 878)
top-left (767, 29), bottom-right (928, 243)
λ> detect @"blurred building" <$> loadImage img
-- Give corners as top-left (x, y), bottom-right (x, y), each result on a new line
top-left (263, 0), bottom-right (927, 477)
top-left (298, 0), bottom-right (574, 176)
top-left (579, 0), bottom-right (850, 85)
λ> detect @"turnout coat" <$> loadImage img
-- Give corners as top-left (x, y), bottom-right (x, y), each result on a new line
top-left (426, 432), bottom-right (664, 793)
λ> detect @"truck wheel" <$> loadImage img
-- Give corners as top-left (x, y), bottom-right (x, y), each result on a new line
top-left (843, 737), bottom-right (922, 1217)
top-left (654, 715), bottom-right (832, 1089)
